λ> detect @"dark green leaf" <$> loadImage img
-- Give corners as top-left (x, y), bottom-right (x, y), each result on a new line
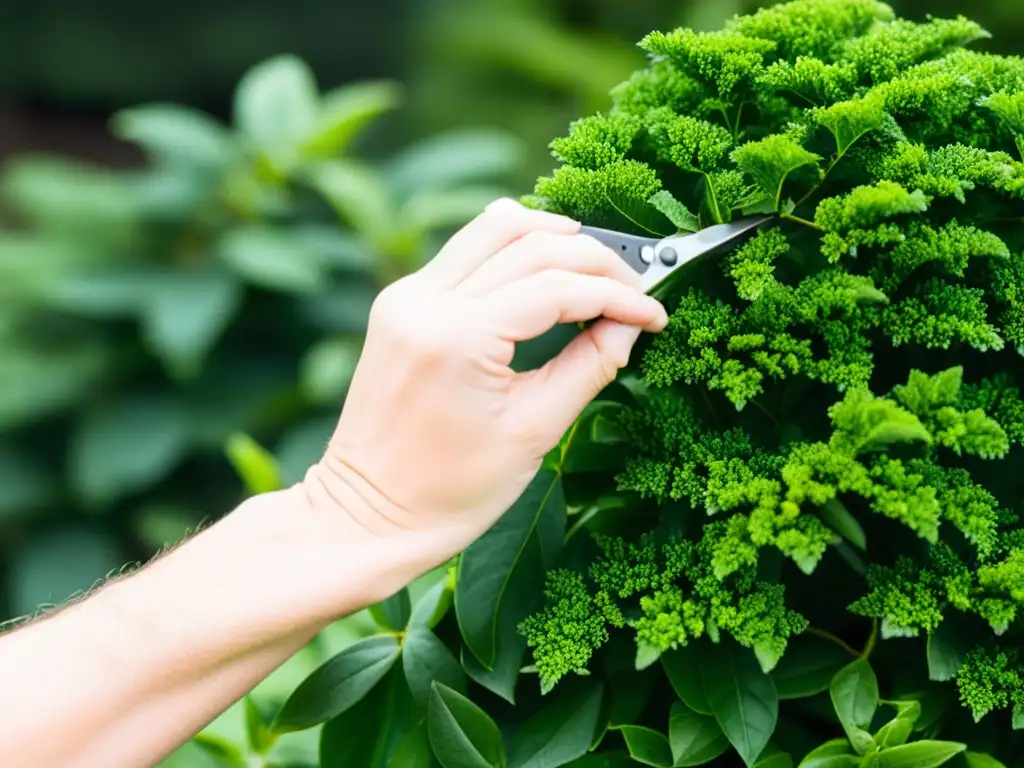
top-left (0, 446), bottom-right (55, 521)
top-left (876, 741), bottom-right (966, 768)
top-left (662, 644), bottom-right (712, 715)
top-left (820, 499), bottom-right (866, 551)
top-left (796, 739), bottom-right (858, 768)
top-left (770, 635), bottom-right (850, 700)
top-left (299, 336), bottom-right (361, 404)
top-left (927, 622), bottom-right (971, 682)
top-left (233, 54), bottom-right (319, 165)
top-left (410, 572), bottom-right (455, 632)
top-left (403, 627), bottom-right (467, 704)
top-left (218, 227), bottom-right (326, 294)
top-left (371, 589), bottom-right (412, 632)
top-left (387, 720), bottom-right (440, 768)
top-left (274, 635), bottom-right (401, 732)
top-left (384, 128), bottom-right (524, 196)
top-left (462, 633), bottom-right (525, 705)
top-left (964, 752), bottom-right (1008, 768)
top-left (319, 666), bottom-right (421, 768)
top-left (563, 754), bottom-right (634, 767)
top-left (619, 726), bottom-right (673, 768)
top-left (829, 659), bottom-right (878, 755)
top-left (669, 701), bottom-right (730, 766)
top-left (607, 668), bottom-right (656, 727)
top-left (9, 526), bottom-right (126, 616)
top-left (700, 639), bottom-right (779, 767)
top-left (427, 681), bottom-right (506, 768)
top-left (605, 189), bottom-right (673, 237)
top-left (225, 432), bottom-right (283, 495)
top-left (456, 469), bottom-right (566, 669)
top-left (142, 267), bottom-right (242, 378)
top-left (649, 190), bottom-right (699, 232)
top-left (507, 678), bottom-right (603, 768)
top-left (70, 394), bottom-right (191, 506)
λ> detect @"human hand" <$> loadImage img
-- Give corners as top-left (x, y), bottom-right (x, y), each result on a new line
top-left (301, 198), bottom-right (668, 574)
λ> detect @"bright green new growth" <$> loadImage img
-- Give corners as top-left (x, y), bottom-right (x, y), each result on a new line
top-left (520, 0), bottom-right (1024, 727)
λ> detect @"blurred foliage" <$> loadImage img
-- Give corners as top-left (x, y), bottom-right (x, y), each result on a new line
top-left (0, 52), bottom-right (524, 619)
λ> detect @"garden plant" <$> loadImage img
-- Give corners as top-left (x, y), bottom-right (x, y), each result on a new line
top-left (63, 0), bottom-right (1022, 765)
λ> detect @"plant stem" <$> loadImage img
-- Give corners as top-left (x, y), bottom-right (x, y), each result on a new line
top-left (806, 626), bottom-right (861, 658)
top-left (780, 212), bottom-right (824, 231)
top-left (861, 618), bottom-right (879, 659)
top-left (750, 398), bottom-right (779, 427)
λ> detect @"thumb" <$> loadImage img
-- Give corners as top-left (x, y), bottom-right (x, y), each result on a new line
top-left (518, 319), bottom-right (644, 440)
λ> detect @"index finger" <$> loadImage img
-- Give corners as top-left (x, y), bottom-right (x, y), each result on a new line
top-left (417, 198), bottom-right (580, 289)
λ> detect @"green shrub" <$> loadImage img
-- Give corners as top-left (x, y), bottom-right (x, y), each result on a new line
top-left (191, 2), bottom-right (1024, 767)
top-left (0, 53), bottom-right (522, 619)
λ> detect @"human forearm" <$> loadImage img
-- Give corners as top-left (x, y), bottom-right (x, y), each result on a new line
top-left (0, 482), bottom-right (427, 768)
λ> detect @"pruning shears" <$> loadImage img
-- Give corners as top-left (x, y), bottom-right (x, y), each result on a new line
top-left (580, 214), bottom-right (775, 300)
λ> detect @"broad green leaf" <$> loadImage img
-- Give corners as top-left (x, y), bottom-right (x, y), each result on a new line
top-left (635, 641), bottom-right (662, 671)
top-left (218, 227), bottom-right (326, 294)
top-left (876, 741), bottom-right (965, 768)
top-left (304, 160), bottom-right (395, 248)
top-left (770, 635), bottom-right (850, 700)
top-left (563, 754), bottom-right (634, 767)
top-left (0, 343), bottom-right (109, 431)
top-left (0, 446), bottom-right (55, 521)
top-left (813, 93), bottom-right (886, 158)
top-left (730, 135), bottom-right (821, 209)
top-left (299, 336), bottom-right (361, 404)
top-left (662, 644), bottom-right (712, 715)
top-left (401, 185), bottom-right (511, 235)
top-left (829, 659), bottom-right (878, 755)
top-left (370, 589), bottom-right (412, 632)
top-left (507, 679), bottom-right (603, 768)
top-left (462, 633), bottom-right (526, 705)
top-left (303, 80), bottom-right (403, 157)
top-left (319, 666), bottom-right (421, 768)
top-left (926, 622), bottom-right (970, 682)
top-left (874, 700), bottom-right (920, 749)
top-left (700, 640), bottom-right (779, 767)
top-left (410, 571), bottom-right (455, 631)
top-left (403, 627), bottom-right (467, 704)
top-left (225, 432), bottom-right (283, 495)
top-left (607, 668), bottom-right (656, 727)
top-left (456, 469), bottom-right (566, 669)
top-left (669, 701), bottom-right (730, 766)
top-left (964, 752), bottom-right (1007, 768)
top-left (753, 748), bottom-right (795, 768)
top-left (273, 635), bottom-right (401, 732)
top-left (233, 54), bottom-right (319, 166)
top-left (648, 190), bottom-right (699, 232)
top-left (111, 104), bottom-right (237, 172)
top-left (797, 740), bottom-right (859, 768)
top-left (605, 189), bottom-right (673, 237)
top-left (619, 726), bottom-right (673, 768)
top-left (427, 681), bottom-right (506, 768)
top-left (243, 696), bottom-right (275, 755)
top-left (387, 721), bottom-right (440, 768)
top-left (820, 499), bottom-right (866, 550)
top-left (384, 128), bottom-right (525, 196)
top-left (8, 526), bottom-right (126, 616)
top-left (70, 394), bottom-right (191, 506)
top-left (142, 266), bottom-right (242, 379)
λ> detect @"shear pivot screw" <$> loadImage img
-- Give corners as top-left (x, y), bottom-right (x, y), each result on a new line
top-left (659, 247), bottom-right (678, 266)
top-left (640, 245), bottom-right (655, 264)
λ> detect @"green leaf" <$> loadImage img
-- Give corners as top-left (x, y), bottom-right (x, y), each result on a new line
top-left (770, 635), bottom-right (850, 700)
top-left (141, 266), bottom-right (242, 379)
top-left (964, 752), bottom-right (1008, 768)
top-left (243, 696), bottom-right (276, 755)
top-left (233, 54), bottom-right (319, 168)
top-left (730, 135), bottom-right (821, 209)
top-left (387, 721), bottom-right (440, 768)
top-left (649, 190), bottom-right (699, 232)
top-left (662, 644), bottom-right (713, 715)
top-left (605, 188), bottom-right (673, 237)
top-left (507, 678), bottom-right (603, 768)
top-left (700, 639), bottom-right (779, 767)
top-left (410, 571), bottom-right (455, 631)
top-left (797, 739), bottom-right (858, 768)
top-left (299, 336), bottom-right (361, 404)
top-left (829, 659), bottom-right (878, 755)
top-left (273, 634), bottom-right (401, 732)
top-left (427, 681), bottom-right (506, 768)
top-left (874, 700), bottom-right (920, 749)
top-left (218, 227), bottom-right (326, 294)
top-left (813, 94), bottom-right (887, 158)
top-left (384, 128), bottom-right (525, 196)
top-left (0, 446), bottom-right (55, 522)
top-left (620, 726), bottom-right (673, 768)
top-left (456, 469), bottom-right (566, 669)
top-left (9, 526), bottom-right (126, 616)
top-left (462, 634), bottom-right (526, 705)
top-left (669, 701), bottom-right (730, 766)
top-left (111, 104), bottom-right (237, 172)
top-left (926, 621), bottom-right (970, 682)
top-left (563, 756), bottom-right (634, 768)
top-left (224, 432), bottom-right (283, 495)
top-left (820, 499), bottom-right (866, 550)
top-left (753, 748), bottom-right (794, 768)
top-left (70, 394), bottom-right (191, 507)
top-left (636, 641), bottom-right (663, 671)
top-left (403, 627), bottom-right (467, 704)
top-left (875, 741), bottom-right (965, 768)
top-left (370, 589), bottom-right (412, 632)
top-left (302, 80), bottom-right (403, 158)
top-left (304, 160), bottom-right (395, 248)
top-left (319, 665), bottom-right (421, 768)
top-left (607, 668), bottom-right (656, 727)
